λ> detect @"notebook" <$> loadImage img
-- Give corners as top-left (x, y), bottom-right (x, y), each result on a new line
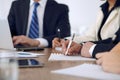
top-left (49, 53), bottom-right (95, 61)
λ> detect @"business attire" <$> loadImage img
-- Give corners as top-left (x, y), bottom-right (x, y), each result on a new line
top-left (8, 0), bottom-right (71, 47)
top-left (73, 0), bottom-right (120, 58)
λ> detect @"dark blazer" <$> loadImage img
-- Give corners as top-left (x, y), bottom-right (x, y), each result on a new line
top-left (92, 28), bottom-right (120, 58)
top-left (8, 0), bottom-right (71, 47)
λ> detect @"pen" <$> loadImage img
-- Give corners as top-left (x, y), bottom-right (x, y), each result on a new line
top-left (57, 28), bottom-right (61, 42)
top-left (65, 33), bottom-right (75, 55)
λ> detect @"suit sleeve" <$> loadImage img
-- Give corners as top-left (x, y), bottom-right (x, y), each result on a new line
top-left (92, 43), bottom-right (116, 58)
top-left (8, 1), bottom-right (16, 37)
top-left (92, 28), bottom-right (120, 58)
top-left (44, 5), bottom-right (71, 47)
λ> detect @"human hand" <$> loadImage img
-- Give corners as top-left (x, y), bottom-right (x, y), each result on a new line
top-left (61, 40), bottom-right (82, 56)
top-left (81, 42), bottom-right (94, 58)
top-left (13, 35), bottom-right (40, 47)
top-left (96, 52), bottom-right (120, 74)
top-left (52, 38), bottom-right (62, 48)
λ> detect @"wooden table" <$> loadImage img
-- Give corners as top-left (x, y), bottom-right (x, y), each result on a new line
top-left (19, 48), bottom-right (96, 80)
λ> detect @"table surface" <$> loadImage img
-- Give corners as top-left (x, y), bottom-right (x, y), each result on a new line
top-left (19, 48), bottom-right (96, 80)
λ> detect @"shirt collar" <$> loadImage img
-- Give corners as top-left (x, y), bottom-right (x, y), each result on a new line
top-left (30, 0), bottom-right (47, 7)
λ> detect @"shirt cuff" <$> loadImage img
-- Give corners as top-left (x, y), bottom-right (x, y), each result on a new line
top-left (35, 38), bottom-right (48, 48)
top-left (89, 44), bottom-right (96, 56)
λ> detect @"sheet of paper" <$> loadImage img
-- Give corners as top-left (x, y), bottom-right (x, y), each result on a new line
top-left (49, 53), bottom-right (95, 61)
top-left (17, 52), bottom-right (45, 58)
top-left (51, 63), bottom-right (120, 80)
top-left (55, 47), bottom-right (62, 51)
top-left (0, 52), bottom-right (44, 58)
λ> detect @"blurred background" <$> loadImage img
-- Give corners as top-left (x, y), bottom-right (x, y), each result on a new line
top-left (0, 0), bottom-right (104, 36)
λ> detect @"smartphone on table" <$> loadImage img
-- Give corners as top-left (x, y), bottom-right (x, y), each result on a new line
top-left (18, 59), bottom-right (44, 68)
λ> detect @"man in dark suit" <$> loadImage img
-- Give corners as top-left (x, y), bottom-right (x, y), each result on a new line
top-left (8, 0), bottom-right (71, 48)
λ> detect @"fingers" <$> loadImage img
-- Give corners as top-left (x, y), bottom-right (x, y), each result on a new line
top-left (96, 53), bottom-right (105, 59)
top-left (96, 52), bottom-right (109, 59)
top-left (67, 47), bottom-right (75, 55)
top-left (68, 44), bottom-right (79, 53)
top-left (12, 35), bottom-right (30, 46)
top-left (67, 42), bottom-right (81, 56)
top-left (96, 53), bottom-right (107, 65)
top-left (13, 36), bottom-right (22, 45)
top-left (96, 58), bottom-right (103, 65)
top-left (52, 38), bottom-right (61, 48)
top-left (68, 46), bottom-right (75, 53)
top-left (61, 40), bottom-right (69, 52)
top-left (96, 52), bottom-right (108, 65)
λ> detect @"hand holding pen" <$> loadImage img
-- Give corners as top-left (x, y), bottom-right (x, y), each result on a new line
top-left (52, 28), bottom-right (61, 48)
top-left (65, 33), bottom-right (75, 55)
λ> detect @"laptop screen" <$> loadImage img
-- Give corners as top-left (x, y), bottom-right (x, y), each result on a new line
top-left (0, 19), bottom-right (15, 50)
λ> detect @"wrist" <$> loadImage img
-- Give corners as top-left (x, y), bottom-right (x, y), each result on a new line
top-left (31, 40), bottom-right (40, 47)
top-left (78, 44), bottom-right (83, 54)
top-left (35, 40), bottom-right (40, 47)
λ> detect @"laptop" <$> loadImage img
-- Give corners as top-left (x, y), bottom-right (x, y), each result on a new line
top-left (0, 20), bottom-right (44, 51)
top-left (0, 19), bottom-right (15, 50)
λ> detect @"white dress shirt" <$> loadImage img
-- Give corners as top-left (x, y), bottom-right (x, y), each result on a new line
top-left (27, 0), bottom-right (48, 47)
top-left (89, 44), bottom-right (96, 56)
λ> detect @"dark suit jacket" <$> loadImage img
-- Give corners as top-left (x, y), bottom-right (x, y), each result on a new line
top-left (8, 0), bottom-right (71, 47)
top-left (92, 28), bottom-right (120, 58)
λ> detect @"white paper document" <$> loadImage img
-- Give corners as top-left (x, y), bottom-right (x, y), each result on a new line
top-left (0, 52), bottom-right (44, 58)
top-left (55, 47), bottom-right (62, 51)
top-left (17, 52), bottom-right (44, 58)
top-left (51, 63), bottom-right (120, 80)
top-left (49, 53), bottom-right (95, 61)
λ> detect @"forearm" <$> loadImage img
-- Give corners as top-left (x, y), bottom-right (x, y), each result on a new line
top-left (92, 43), bottom-right (116, 58)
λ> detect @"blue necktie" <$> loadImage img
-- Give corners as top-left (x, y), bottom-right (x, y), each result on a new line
top-left (28, 2), bottom-right (39, 39)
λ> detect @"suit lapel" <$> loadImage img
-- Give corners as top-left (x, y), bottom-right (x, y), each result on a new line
top-left (43, 0), bottom-right (52, 35)
top-left (43, 0), bottom-right (51, 24)
top-left (101, 8), bottom-right (119, 39)
top-left (20, 0), bottom-right (30, 35)
top-left (103, 9), bottom-right (118, 27)
top-left (96, 9), bottom-right (104, 31)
